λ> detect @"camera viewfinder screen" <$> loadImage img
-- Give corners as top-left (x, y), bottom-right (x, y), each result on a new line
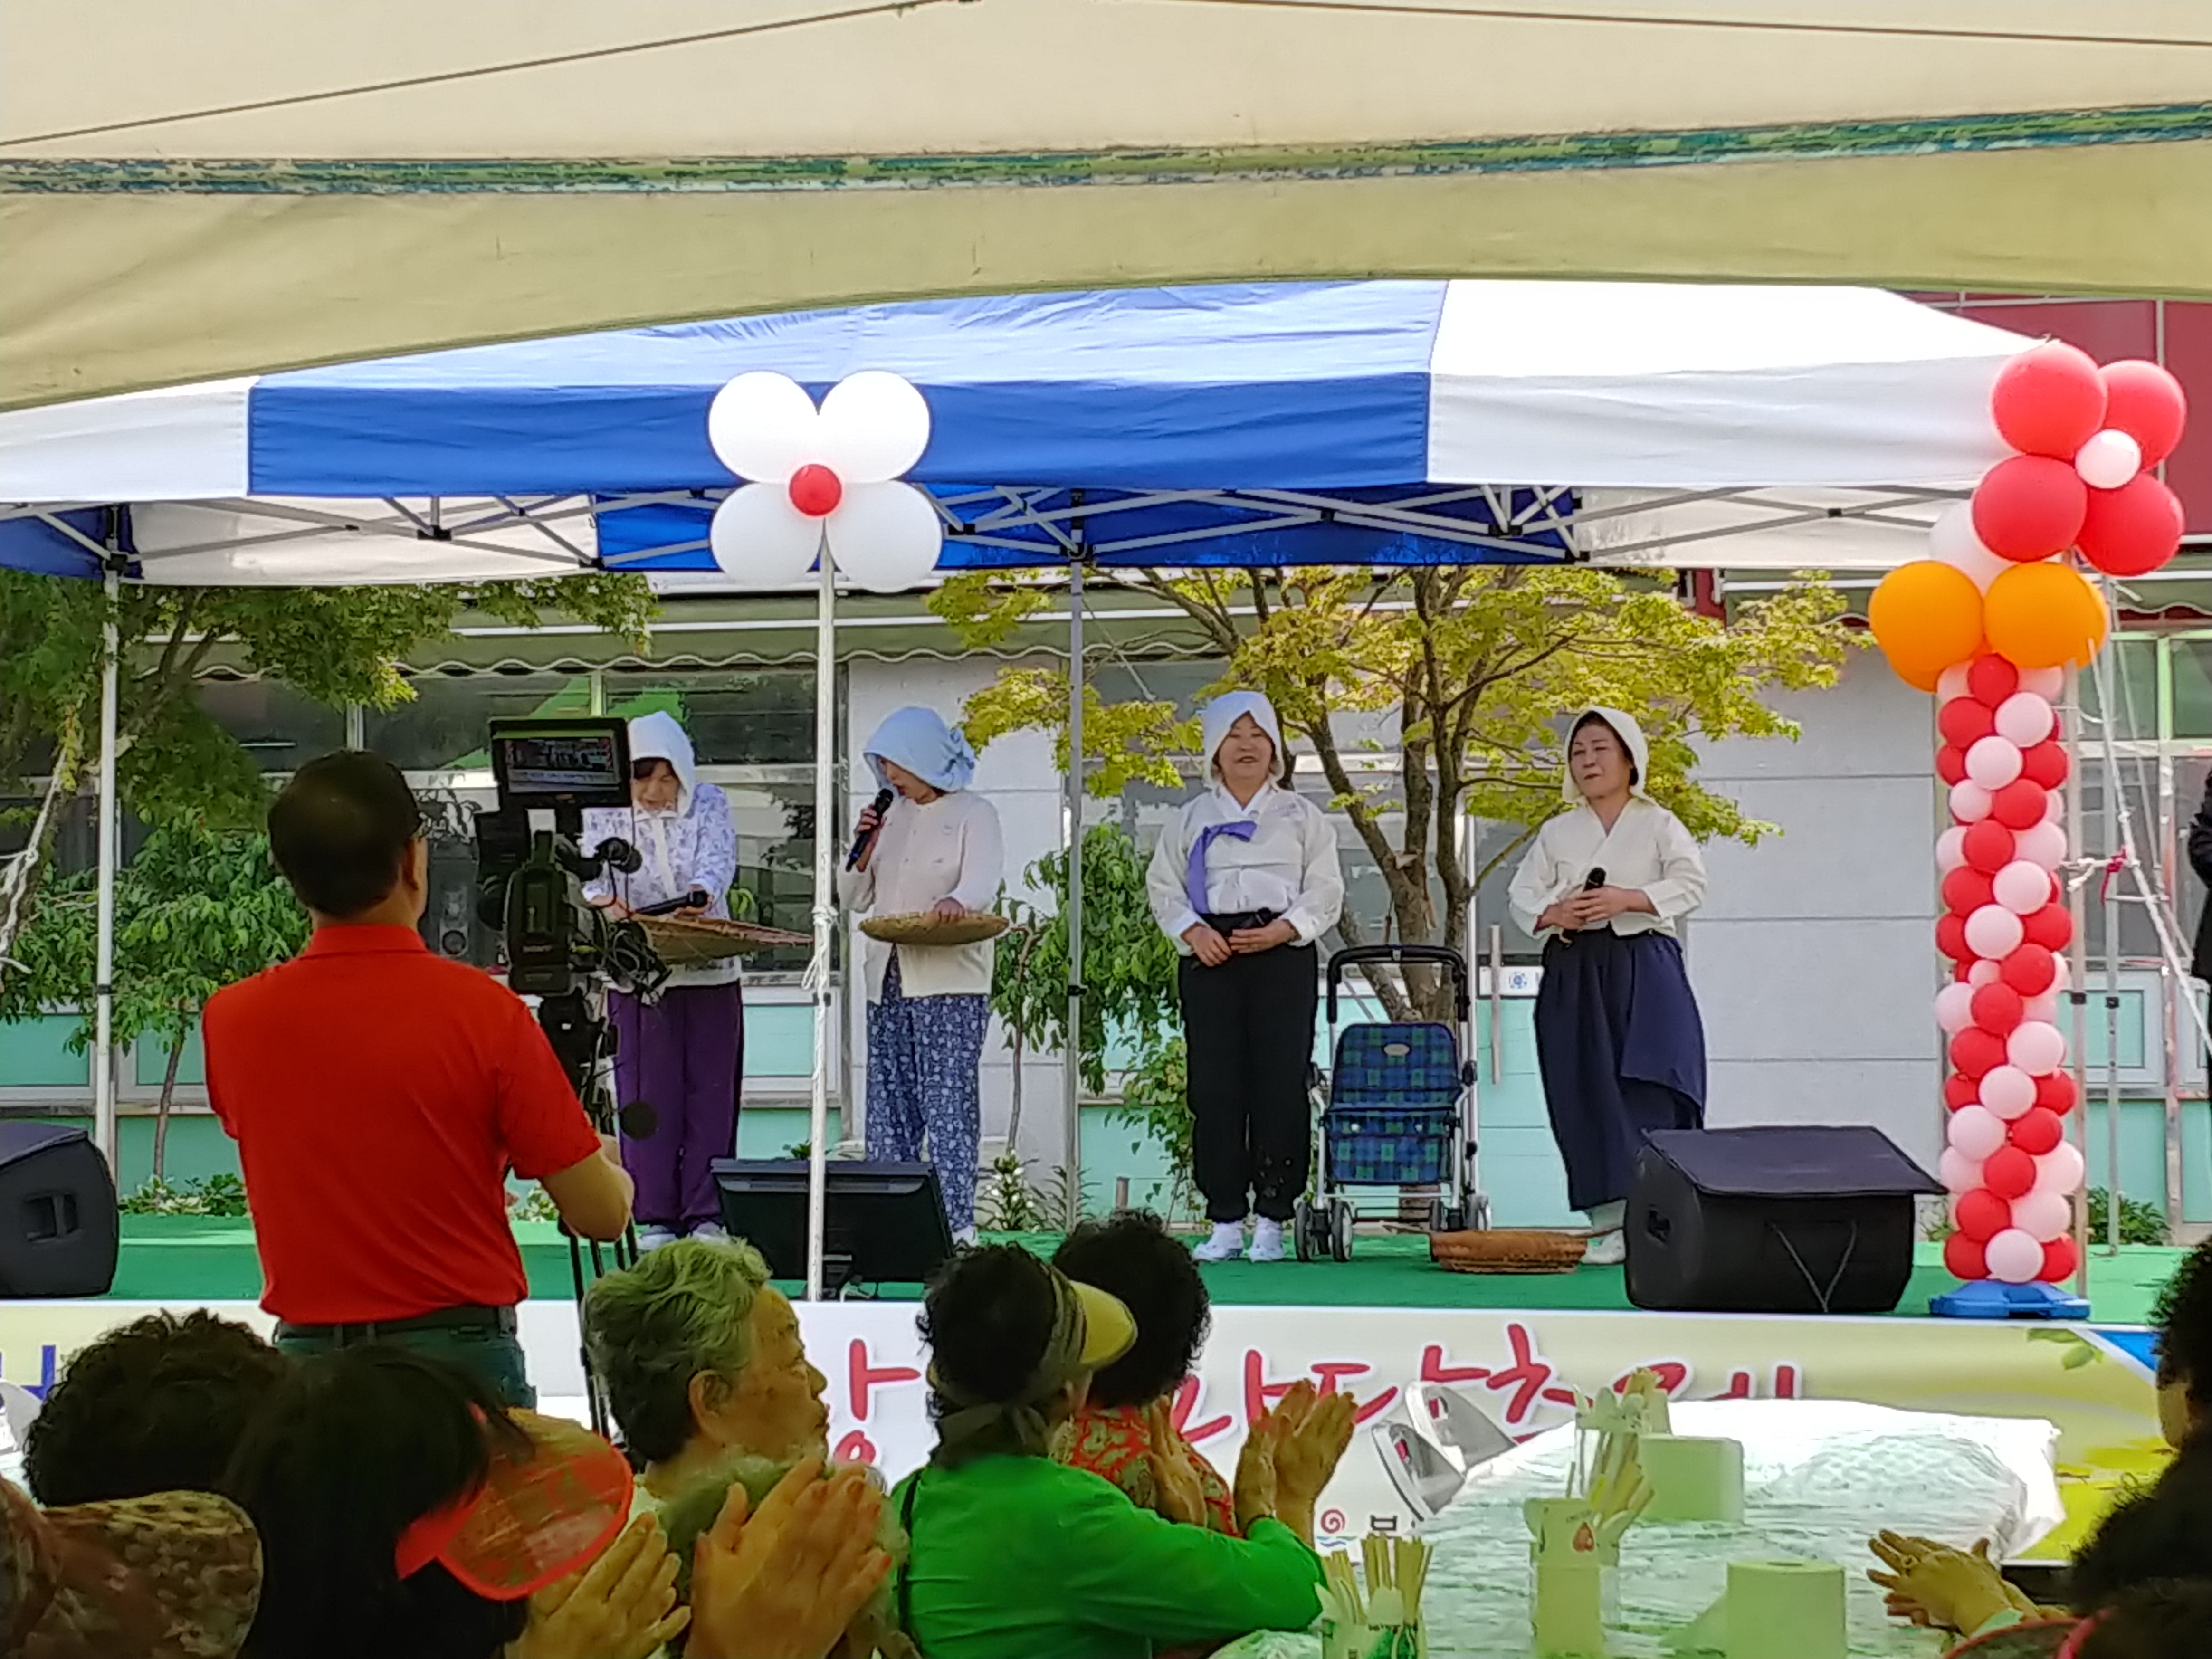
top-left (490, 720), bottom-right (632, 809)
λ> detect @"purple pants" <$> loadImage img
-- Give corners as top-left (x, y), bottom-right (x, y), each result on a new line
top-left (611, 981), bottom-right (744, 1230)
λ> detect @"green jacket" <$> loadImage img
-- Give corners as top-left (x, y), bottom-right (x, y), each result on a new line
top-left (890, 1454), bottom-right (1324, 1659)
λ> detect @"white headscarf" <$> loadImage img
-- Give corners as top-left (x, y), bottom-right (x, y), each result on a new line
top-left (864, 706), bottom-right (978, 792)
top-left (1561, 706), bottom-right (1652, 803)
top-left (628, 711), bottom-right (698, 815)
top-left (1200, 692), bottom-right (1288, 784)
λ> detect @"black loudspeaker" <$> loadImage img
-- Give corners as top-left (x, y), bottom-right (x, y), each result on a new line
top-left (709, 1159), bottom-right (952, 1296)
top-left (1625, 1126), bottom-right (1941, 1315)
top-left (0, 1123), bottom-right (121, 1297)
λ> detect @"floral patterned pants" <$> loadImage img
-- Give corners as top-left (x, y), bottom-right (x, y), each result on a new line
top-left (864, 954), bottom-right (988, 1233)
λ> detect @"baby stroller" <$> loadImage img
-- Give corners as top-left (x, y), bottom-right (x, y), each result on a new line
top-left (1294, 944), bottom-right (1487, 1262)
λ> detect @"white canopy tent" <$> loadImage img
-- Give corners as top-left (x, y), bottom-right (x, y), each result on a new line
top-left (5, 0), bottom-right (2212, 408)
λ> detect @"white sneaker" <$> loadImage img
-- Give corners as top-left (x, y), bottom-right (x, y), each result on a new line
top-left (1192, 1221), bottom-right (1246, 1263)
top-left (636, 1225), bottom-right (679, 1252)
top-left (688, 1222), bottom-right (730, 1244)
top-left (953, 1226), bottom-right (978, 1248)
top-left (1581, 1229), bottom-right (1626, 1267)
top-left (1249, 1218), bottom-right (1287, 1262)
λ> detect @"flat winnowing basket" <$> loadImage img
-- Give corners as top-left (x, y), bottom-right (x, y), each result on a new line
top-left (637, 915), bottom-right (811, 966)
top-left (1429, 1228), bottom-right (1586, 1276)
top-left (857, 911), bottom-right (1010, 948)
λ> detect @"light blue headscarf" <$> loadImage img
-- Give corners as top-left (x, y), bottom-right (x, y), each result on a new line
top-left (864, 706), bottom-right (978, 792)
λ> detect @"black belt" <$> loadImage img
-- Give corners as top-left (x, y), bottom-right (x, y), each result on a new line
top-left (1201, 909), bottom-right (1278, 933)
top-left (276, 1305), bottom-right (518, 1344)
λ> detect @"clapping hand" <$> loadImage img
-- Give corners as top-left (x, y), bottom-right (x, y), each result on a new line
top-left (508, 1513), bottom-right (689, 1659)
top-left (686, 1459), bottom-right (891, 1659)
top-left (1144, 1398), bottom-right (1210, 1527)
top-left (1232, 1382), bottom-right (1356, 1545)
top-left (1867, 1532), bottom-right (2027, 1634)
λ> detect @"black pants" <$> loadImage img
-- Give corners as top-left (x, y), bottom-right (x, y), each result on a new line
top-left (1179, 940), bottom-right (1318, 1223)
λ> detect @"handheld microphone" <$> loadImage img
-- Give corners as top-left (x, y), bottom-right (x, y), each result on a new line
top-left (848, 788), bottom-right (895, 870)
top-left (634, 889), bottom-right (710, 918)
top-left (1583, 867), bottom-right (1606, 891)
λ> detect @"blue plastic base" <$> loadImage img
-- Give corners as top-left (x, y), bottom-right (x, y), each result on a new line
top-left (1929, 1279), bottom-right (2091, 1321)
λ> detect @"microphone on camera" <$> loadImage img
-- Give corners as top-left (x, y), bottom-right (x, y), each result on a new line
top-left (847, 788), bottom-right (895, 870)
top-left (619, 1100), bottom-right (658, 1140)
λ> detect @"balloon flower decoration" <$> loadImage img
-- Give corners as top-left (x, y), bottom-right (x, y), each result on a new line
top-left (704, 369), bottom-right (944, 592)
top-left (1868, 343), bottom-right (2186, 1318)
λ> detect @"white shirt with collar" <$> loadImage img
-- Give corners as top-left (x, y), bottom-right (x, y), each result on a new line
top-left (1506, 795), bottom-right (1707, 942)
top-left (838, 789), bottom-right (1005, 1003)
top-left (1146, 780), bottom-right (1347, 955)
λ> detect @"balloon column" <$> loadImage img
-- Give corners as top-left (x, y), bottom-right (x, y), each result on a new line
top-left (1869, 343), bottom-right (2187, 1316)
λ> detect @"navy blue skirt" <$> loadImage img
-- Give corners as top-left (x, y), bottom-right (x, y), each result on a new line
top-left (1534, 928), bottom-right (1707, 1214)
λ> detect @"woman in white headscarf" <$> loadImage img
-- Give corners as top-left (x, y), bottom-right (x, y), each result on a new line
top-left (1146, 693), bottom-right (1345, 1263)
top-left (1507, 708), bottom-right (1709, 1266)
top-left (582, 711), bottom-right (743, 1252)
top-left (841, 706), bottom-right (1005, 1244)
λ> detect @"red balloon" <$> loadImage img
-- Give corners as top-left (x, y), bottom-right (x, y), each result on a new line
top-left (1945, 1231), bottom-right (1990, 1282)
top-left (1952, 1027), bottom-right (2008, 1079)
top-left (1937, 913), bottom-right (1973, 963)
top-left (1968, 654), bottom-right (2021, 708)
top-left (1963, 820), bottom-right (2016, 875)
top-left (2077, 473), bottom-right (2185, 578)
top-left (2009, 1107), bottom-right (2065, 1155)
top-left (785, 462), bottom-right (844, 518)
top-left (1973, 456), bottom-right (2090, 563)
top-left (2100, 360), bottom-right (2188, 467)
top-left (2001, 942), bottom-right (2058, 996)
top-left (1942, 866), bottom-right (1996, 915)
top-left (1945, 1072), bottom-right (1981, 1110)
top-left (1991, 780), bottom-right (2048, 831)
top-left (2022, 904), bottom-right (2074, 953)
top-left (2020, 740), bottom-right (2069, 790)
top-left (2042, 1235), bottom-right (2080, 1284)
top-left (1970, 982), bottom-right (2024, 1035)
top-left (1936, 745), bottom-right (1968, 785)
top-left (1939, 697), bottom-right (1997, 749)
top-left (2036, 1070), bottom-right (2079, 1115)
top-left (1954, 1187), bottom-right (2011, 1242)
top-left (1954, 957), bottom-right (1975, 982)
top-left (1992, 342), bottom-right (2108, 459)
top-left (1984, 1146), bottom-right (2037, 1200)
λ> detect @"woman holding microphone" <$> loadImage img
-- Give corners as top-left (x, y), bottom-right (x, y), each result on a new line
top-left (1507, 707), bottom-right (1708, 1266)
top-left (842, 706), bottom-right (1004, 1245)
top-left (1148, 693), bottom-right (1344, 1263)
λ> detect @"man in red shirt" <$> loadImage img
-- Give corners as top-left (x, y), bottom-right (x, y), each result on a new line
top-left (205, 752), bottom-right (633, 1407)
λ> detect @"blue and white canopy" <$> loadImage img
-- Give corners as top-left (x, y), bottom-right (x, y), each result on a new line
top-left (0, 280), bottom-right (2031, 584)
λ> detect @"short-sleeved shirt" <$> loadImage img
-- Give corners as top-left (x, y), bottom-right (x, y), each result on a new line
top-left (204, 925), bottom-right (602, 1325)
top-left (1054, 1403), bottom-right (1239, 1536)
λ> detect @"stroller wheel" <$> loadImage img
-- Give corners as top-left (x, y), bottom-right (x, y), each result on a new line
top-left (1293, 1198), bottom-right (1316, 1263)
top-left (1328, 1198), bottom-right (1354, 1262)
top-left (1430, 1198), bottom-right (1466, 1234)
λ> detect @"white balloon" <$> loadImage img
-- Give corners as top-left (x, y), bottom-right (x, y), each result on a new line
top-left (2024, 991), bottom-right (2060, 1024)
top-left (1936, 663), bottom-right (1973, 702)
top-left (1968, 958), bottom-right (2003, 988)
top-left (2018, 666), bottom-right (2066, 701)
top-left (2011, 1189), bottom-right (2072, 1244)
top-left (2050, 953), bottom-right (2072, 993)
top-left (1993, 692), bottom-right (2055, 748)
top-left (1930, 502), bottom-right (2012, 591)
top-left (1951, 781), bottom-right (1994, 824)
top-left (1979, 1065), bottom-right (2037, 1121)
top-left (1964, 904), bottom-right (2025, 961)
top-left (1935, 982), bottom-right (1977, 1035)
top-left (1965, 735), bottom-right (2024, 791)
top-left (1936, 826), bottom-right (1970, 873)
top-left (709, 484), bottom-right (822, 587)
top-left (818, 371), bottom-right (934, 484)
top-left (2042, 789), bottom-right (2065, 825)
top-left (2008, 1020), bottom-right (2066, 1077)
top-left (2074, 428), bottom-right (2144, 491)
top-left (1984, 1227), bottom-right (2046, 1284)
top-left (1991, 859), bottom-right (2049, 915)
top-left (1948, 1105), bottom-right (2007, 1161)
top-left (824, 480), bottom-right (944, 593)
top-left (2014, 820), bottom-right (2068, 872)
top-left (2035, 1139), bottom-right (2086, 1195)
top-left (707, 372), bottom-right (821, 484)
top-left (1938, 1147), bottom-right (1983, 1196)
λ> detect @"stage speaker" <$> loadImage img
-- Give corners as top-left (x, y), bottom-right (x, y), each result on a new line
top-left (1625, 1126), bottom-right (1940, 1315)
top-left (0, 1123), bottom-right (120, 1298)
top-left (709, 1159), bottom-right (952, 1295)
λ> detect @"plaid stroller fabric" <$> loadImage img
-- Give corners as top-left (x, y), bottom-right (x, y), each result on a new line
top-left (1324, 1023), bottom-right (1460, 1186)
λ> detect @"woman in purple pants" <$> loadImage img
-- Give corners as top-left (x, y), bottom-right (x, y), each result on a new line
top-left (584, 711), bottom-right (744, 1251)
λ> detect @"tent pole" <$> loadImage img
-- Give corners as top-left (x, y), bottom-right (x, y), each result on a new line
top-left (2064, 666), bottom-right (2089, 1301)
top-left (805, 549), bottom-right (835, 1300)
top-left (1063, 561), bottom-right (1085, 1229)
top-left (92, 565), bottom-right (121, 1176)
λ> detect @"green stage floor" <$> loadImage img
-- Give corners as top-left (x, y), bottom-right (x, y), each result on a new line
top-left (97, 1215), bottom-right (2183, 1323)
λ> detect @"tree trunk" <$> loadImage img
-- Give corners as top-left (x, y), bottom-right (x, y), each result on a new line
top-left (0, 720), bottom-right (83, 990)
top-left (153, 1029), bottom-right (187, 1182)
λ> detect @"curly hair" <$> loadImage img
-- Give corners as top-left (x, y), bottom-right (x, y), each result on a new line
top-left (583, 1235), bottom-right (773, 1464)
top-left (2068, 1431), bottom-right (2212, 1613)
top-left (2150, 1237), bottom-right (2212, 1406)
top-left (25, 1311), bottom-right (292, 1506)
top-left (918, 1245), bottom-right (1058, 1467)
top-left (2075, 1580), bottom-right (2212, 1659)
top-left (1052, 1210), bottom-right (1211, 1409)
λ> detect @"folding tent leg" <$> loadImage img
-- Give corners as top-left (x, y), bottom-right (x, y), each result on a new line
top-left (92, 567), bottom-right (120, 1175)
top-left (805, 551), bottom-right (835, 1300)
top-left (1063, 563), bottom-right (1085, 1229)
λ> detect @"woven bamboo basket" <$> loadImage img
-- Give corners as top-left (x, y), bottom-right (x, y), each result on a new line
top-left (637, 915), bottom-right (811, 966)
top-left (1429, 1228), bottom-right (1587, 1276)
top-left (858, 911), bottom-right (1010, 947)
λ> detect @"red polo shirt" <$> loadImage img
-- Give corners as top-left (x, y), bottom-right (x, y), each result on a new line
top-left (204, 925), bottom-right (602, 1325)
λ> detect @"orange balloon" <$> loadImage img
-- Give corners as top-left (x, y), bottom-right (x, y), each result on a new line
top-left (1983, 561), bottom-right (2107, 670)
top-left (1868, 560), bottom-right (1985, 689)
